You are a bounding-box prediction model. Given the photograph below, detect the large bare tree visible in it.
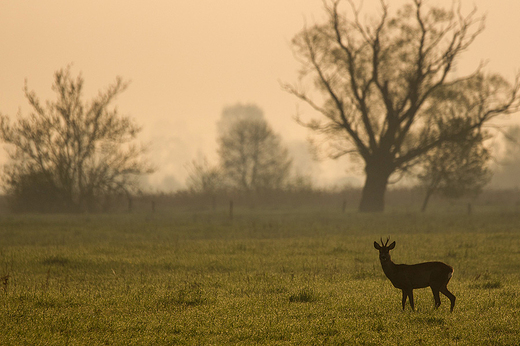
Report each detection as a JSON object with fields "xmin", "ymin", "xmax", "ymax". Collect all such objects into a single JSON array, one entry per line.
[
  {"xmin": 0, "ymin": 67, "xmax": 152, "ymax": 212},
  {"xmin": 285, "ymin": 0, "xmax": 520, "ymax": 212}
]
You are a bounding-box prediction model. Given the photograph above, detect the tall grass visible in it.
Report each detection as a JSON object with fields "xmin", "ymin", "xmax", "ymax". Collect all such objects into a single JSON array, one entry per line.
[{"xmin": 1, "ymin": 209, "xmax": 519, "ymax": 345}]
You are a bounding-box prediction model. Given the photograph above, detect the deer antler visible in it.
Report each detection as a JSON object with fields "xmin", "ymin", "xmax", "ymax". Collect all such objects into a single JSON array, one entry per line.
[{"xmin": 384, "ymin": 237, "xmax": 390, "ymax": 247}]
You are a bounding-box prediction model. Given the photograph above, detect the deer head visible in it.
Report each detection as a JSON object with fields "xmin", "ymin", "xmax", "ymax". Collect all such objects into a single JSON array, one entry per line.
[{"xmin": 373, "ymin": 237, "xmax": 395, "ymax": 262}]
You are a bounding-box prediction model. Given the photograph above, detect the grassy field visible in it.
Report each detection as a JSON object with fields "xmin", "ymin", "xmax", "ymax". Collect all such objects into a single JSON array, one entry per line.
[{"xmin": 1, "ymin": 209, "xmax": 519, "ymax": 345}]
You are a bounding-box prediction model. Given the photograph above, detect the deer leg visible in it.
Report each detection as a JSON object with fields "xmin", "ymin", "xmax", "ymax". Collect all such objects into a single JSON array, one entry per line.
[
  {"xmin": 403, "ymin": 289, "xmax": 415, "ymax": 311},
  {"xmin": 440, "ymin": 286, "xmax": 456, "ymax": 312},
  {"xmin": 431, "ymin": 286, "xmax": 441, "ymax": 309},
  {"xmin": 408, "ymin": 290, "xmax": 415, "ymax": 311},
  {"xmin": 401, "ymin": 290, "xmax": 407, "ymax": 310}
]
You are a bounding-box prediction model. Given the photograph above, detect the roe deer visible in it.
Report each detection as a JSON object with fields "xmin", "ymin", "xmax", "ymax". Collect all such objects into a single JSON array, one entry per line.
[{"xmin": 374, "ymin": 238, "xmax": 456, "ymax": 312}]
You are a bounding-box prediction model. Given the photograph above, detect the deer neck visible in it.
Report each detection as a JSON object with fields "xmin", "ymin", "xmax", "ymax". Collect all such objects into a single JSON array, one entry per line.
[{"xmin": 380, "ymin": 259, "xmax": 397, "ymax": 279}]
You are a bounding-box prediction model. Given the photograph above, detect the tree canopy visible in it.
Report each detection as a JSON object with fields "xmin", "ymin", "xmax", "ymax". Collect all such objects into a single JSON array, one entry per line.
[
  {"xmin": 217, "ymin": 104, "xmax": 292, "ymax": 191},
  {"xmin": 0, "ymin": 67, "xmax": 152, "ymax": 212},
  {"xmin": 417, "ymin": 122, "xmax": 491, "ymax": 212}
]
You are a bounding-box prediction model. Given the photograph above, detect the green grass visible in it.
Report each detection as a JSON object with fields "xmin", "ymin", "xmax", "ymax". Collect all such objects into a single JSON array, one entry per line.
[{"xmin": 1, "ymin": 210, "xmax": 520, "ymax": 345}]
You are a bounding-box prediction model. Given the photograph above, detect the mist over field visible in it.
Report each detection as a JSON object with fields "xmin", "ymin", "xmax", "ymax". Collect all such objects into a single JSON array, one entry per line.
[
  {"xmin": 1, "ymin": 0, "xmax": 520, "ymax": 193},
  {"xmin": 1, "ymin": 0, "xmax": 520, "ymax": 344}
]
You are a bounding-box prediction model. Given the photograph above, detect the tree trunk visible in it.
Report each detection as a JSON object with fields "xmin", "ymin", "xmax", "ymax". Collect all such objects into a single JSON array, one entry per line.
[
  {"xmin": 358, "ymin": 163, "xmax": 392, "ymax": 213},
  {"xmin": 421, "ymin": 188, "xmax": 434, "ymax": 212}
]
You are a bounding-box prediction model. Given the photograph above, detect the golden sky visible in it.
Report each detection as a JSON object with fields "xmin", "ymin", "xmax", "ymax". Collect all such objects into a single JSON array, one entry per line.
[{"xmin": 1, "ymin": 0, "xmax": 519, "ymax": 189}]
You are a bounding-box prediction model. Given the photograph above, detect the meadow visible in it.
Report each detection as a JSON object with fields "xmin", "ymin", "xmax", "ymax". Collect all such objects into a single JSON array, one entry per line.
[{"xmin": 1, "ymin": 208, "xmax": 519, "ymax": 345}]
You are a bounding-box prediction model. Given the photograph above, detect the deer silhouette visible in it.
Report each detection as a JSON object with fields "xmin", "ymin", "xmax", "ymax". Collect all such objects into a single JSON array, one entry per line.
[{"xmin": 374, "ymin": 238, "xmax": 456, "ymax": 312}]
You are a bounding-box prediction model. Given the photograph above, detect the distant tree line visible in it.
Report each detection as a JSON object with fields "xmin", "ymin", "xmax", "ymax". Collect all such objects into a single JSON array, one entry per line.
[{"xmin": 58, "ymin": 185, "xmax": 519, "ymax": 216}]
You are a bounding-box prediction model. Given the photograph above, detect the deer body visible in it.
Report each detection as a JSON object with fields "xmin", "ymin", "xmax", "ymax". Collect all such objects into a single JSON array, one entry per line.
[{"xmin": 374, "ymin": 239, "xmax": 456, "ymax": 312}]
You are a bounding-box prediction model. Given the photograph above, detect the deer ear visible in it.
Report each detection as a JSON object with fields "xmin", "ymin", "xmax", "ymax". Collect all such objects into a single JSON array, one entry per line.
[
  {"xmin": 374, "ymin": 241, "xmax": 381, "ymax": 250},
  {"xmin": 388, "ymin": 241, "xmax": 396, "ymax": 250}
]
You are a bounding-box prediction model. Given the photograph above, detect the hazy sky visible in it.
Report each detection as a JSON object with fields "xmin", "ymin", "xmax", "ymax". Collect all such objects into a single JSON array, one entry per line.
[{"xmin": 1, "ymin": 1, "xmax": 520, "ymax": 190}]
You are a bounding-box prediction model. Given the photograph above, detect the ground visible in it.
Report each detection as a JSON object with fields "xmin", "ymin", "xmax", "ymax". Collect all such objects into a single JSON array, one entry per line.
[{"xmin": 1, "ymin": 209, "xmax": 519, "ymax": 345}]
